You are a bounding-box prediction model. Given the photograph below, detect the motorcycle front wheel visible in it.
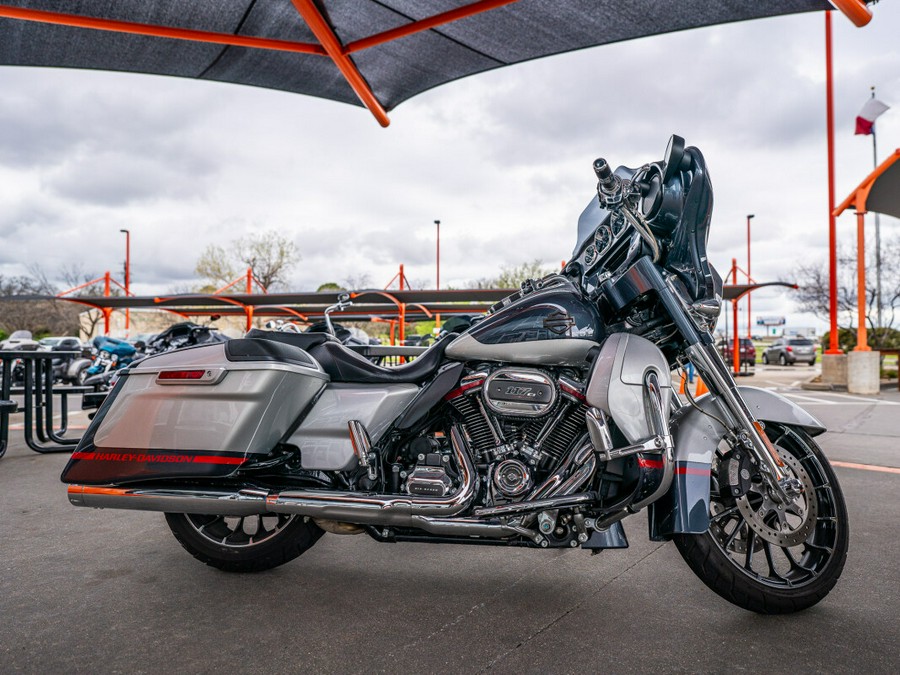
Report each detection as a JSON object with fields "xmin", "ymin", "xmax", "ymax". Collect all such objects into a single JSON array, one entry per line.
[
  {"xmin": 165, "ymin": 512, "xmax": 324, "ymax": 573},
  {"xmin": 674, "ymin": 423, "xmax": 849, "ymax": 614}
]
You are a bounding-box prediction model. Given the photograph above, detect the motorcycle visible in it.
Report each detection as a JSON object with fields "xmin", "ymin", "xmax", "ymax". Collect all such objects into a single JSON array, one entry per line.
[
  {"xmin": 82, "ymin": 337, "xmax": 138, "ymax": 390},
  {"xmin": 61, "ymin": 136, "xmax": 848, "ymax": 614},
  {"xmin": 142, "ymin": 321, "xmax": 230, "ymax": 356}
]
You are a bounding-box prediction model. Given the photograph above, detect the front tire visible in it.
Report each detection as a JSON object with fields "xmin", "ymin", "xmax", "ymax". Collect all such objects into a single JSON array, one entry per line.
[
  {"xmin": 165, "ymin": 512, "xmax": 324, "ymax": 572},
  {"xmin": 762, "ymin": 353, "xmax": 769, "ymax": 364},
  {"xmin": 673, "ymin": 423, "xmax": 849, "ymax": 614}
]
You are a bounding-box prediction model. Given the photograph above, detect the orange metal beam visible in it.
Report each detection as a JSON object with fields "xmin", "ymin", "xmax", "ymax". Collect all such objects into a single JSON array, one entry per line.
[
  {"xmin": 829, "ymin": 1, "xmax": 872, "ymax": 27},
  {"xmin": 834, "ymin": 149, "xmax": 900, "ymax": 216},
  {"xmin": 289, "ymin": 0, "xmax": 390, "ymax": 127},
  {"xmin": 854, "ymin": 212, "xmax": 870, "ymax": 351},
  {"xmin": 0, "ymin": 5, "xmax": 325, "ymax": 56},
  {"xmin": 346, "ymin": 0, "xmax": 521, "ymax": 53}
]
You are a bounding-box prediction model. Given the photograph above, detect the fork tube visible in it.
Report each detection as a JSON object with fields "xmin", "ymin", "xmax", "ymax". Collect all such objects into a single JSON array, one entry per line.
[{"xmin": 635, "ymin": 257, "xmax": 788, "ymax": 486}]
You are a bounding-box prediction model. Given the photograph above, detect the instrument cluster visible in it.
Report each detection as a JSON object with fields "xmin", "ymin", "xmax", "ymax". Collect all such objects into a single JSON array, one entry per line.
[{"xmin": 582, "ymin": 211, "xmax": 630, "ymax": 270}]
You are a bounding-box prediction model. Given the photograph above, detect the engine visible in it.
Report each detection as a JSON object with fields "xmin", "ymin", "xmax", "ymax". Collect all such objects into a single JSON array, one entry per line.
[{"xmin": 442, "ymin": 366, "xmax": 590, "ymax": 505}]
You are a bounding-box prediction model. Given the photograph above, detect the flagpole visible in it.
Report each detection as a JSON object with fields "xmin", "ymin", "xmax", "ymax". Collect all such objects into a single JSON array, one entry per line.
[
  {"xmin": 871, "ymin": 85, "xmax": 882, "ymax": 337},
  {"xmin": 825, "ymin": 10, "xmax": 841, "ymax": 355}
]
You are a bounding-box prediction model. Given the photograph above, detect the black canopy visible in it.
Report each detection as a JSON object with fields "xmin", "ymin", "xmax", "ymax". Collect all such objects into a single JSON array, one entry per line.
[{"xmin": 0, "ymin": 1, "xmax": 833, "ymax": 126}]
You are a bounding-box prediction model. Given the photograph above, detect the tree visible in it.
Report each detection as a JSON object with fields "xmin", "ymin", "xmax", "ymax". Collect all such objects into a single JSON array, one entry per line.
[
  {"xmin": 788, "ymin": 236, "xmax": 900, "ymax": 348},
  {"xmin": 196, "ymin": 231, "xmax": 299, "ymax": 291},
  {"xmin": 468, "ymin": 259, "xmax": 556, "ymax": 289},
  {"xmin": 0, "ymin": 265, "xmax": 83, "ymax": 336},
  {"xmin": 316, "ymin": 282, "xmax": 345, "ymax": 292}
]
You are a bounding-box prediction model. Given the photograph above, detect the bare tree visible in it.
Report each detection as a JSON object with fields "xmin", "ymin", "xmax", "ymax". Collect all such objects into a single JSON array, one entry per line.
[
  {"xmin": 468, "ymin": 259, "xmax": 556, "ymax": 289},
  {"xmin": 0, "ymin": 266, "xmax": 82, "ymax": 336},
  {"xmin": 788, "ymin": 236, "xmax": 900, "ymax": 347},
  {"xmin": 195, "ymin": 231, "xmax": 299, "ymax": 292}
]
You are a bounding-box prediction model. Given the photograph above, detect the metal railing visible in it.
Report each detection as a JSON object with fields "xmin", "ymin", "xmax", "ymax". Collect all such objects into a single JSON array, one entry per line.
[{"xmin": 0, "ymin": 350, "xmax": 90, "ymax": 457}]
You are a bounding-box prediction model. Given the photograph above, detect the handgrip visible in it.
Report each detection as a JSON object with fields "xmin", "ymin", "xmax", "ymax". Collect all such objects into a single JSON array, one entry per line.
[{"xmin": 593, "ymin": 158, "xmax": 617, "ymax": 192}]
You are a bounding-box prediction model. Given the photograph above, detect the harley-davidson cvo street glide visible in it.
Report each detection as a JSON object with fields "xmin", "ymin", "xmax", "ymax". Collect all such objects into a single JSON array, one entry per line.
[{"xmin": 62, "ymin": 136, "xmax": 847, "ymax": 614}]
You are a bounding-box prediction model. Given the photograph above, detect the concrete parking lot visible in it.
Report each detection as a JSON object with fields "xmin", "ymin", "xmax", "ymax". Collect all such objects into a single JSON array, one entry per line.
[{"xmin": 1, "ymin": 365, "xmax": 898, "ymax": 674}]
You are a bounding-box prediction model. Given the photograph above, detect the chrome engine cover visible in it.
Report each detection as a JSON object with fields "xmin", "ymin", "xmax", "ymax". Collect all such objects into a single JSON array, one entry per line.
[
  {"xmin": 483, "ymin": 368, "xmax": 557, "ymax": 417},
  {"xmin": 405, "ymin": 466, "xmax": 453, "ymax": 497},
  {"xmin": 491, "ymin": 458, "xmax": 533, "ymax": 498}
]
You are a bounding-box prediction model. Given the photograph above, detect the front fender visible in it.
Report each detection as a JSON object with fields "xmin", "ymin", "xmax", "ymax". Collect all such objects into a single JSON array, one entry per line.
[{"xmin": 648, "ymin": 386, "xmax": 825, "ymax": 540}]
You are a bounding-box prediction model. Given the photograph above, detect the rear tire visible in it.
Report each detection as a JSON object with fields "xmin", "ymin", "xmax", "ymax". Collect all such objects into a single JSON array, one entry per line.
[
  {"xmin": 779, "ymin": 354, "xmax": 787, "ymax": 366},
  {"xmin": 673, "ymin": 423, "xmax": 848, "ymax": 614},
  {"xmin": 165, "ymin": 512, "xmax": 324, "ymax": 573}
]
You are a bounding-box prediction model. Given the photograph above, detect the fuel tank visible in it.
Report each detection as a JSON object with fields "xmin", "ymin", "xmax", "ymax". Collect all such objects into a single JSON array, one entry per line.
[{"xmin": 446, "ymin": 277, "xmax": 604, "ymax": 366}]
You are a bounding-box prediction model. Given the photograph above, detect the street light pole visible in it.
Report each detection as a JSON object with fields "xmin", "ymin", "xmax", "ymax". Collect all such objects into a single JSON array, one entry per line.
[
  {"xmin": 434, "ymin": 219, "xmax": 441, "ymax": 331},
  {"xmin": 120, "ymin": 228, "xmax": 130, "ymax": 333},
  {"xmin": 746, "ymin": 214, "xmax": 754, "ymax": 338}
]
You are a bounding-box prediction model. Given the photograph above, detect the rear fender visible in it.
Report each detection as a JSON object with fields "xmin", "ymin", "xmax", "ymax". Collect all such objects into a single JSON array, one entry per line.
[{"xmin": 648, "ymin": 386, "xmax": 825, "ymax": 540}]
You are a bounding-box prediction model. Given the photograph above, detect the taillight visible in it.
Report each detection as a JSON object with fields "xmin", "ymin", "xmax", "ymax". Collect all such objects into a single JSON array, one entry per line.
[
  {"xmin": 156, "ymin": 368, "xmax": 225, "ymax": 384},
  {"xmin": 158, "ymin": 369, "xmax": 206, "ymax": 380},
  {"xmin": 786, "ymin": 346, "xmax": 793, "ymax": 353}
]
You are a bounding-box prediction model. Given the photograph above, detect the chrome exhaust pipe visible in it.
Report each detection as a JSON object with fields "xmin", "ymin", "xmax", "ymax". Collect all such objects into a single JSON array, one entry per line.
[
  {"xmin": 67, "ymin": 485, "xmax": 269, "ymax": 516},
  {"xmin": 267, "ymin": 426, "xmax": 477, "ymax": 525}
]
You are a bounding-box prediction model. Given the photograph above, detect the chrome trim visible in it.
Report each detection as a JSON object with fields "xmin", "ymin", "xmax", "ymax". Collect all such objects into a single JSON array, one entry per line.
[
  {"xmin": 483, "ymin": 368, "xmax": 557, "ymax": 417},
  {"xmin": 67, "ymin": 485, "xmax": 269, "ymax": 516},
  {"xmin": 348, "ymin": 419, "xmax": 377, "ymax": 481},
  {"xmin": 473, "ymin": 491, "xmax": 597, "ymax": 518}
]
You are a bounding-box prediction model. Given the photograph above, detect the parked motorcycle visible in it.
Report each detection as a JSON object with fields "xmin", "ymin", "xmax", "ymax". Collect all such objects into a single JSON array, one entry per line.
[
  {"xmin": 41, "ymin": 337, "xmax": 92, "ymax": 385},
  {"xmin": 82, "ymin": 337, "xmax": 138, "ymax": 390},
  {"xmin": 62, "ymin": 136, "xmax": 847, "ymax": 614},
  {"xmin": 142, "ymin": 321, "xmax": 230, "ymax": 356}
]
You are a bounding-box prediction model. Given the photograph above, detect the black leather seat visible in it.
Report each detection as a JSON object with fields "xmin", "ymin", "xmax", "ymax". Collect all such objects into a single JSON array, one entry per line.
[
  {"xmin": 308, "ymin": 335, "xmax": 457, "ymax": 384},
  {"xmin": 244, "ymin": 328, "xmax": 340, "ymax": 352}
]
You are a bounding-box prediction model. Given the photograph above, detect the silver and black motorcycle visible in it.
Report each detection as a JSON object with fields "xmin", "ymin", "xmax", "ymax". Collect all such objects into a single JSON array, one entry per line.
[{"xmin": 61, "ymin": 136, "xmax": 848, "ymax": 614}]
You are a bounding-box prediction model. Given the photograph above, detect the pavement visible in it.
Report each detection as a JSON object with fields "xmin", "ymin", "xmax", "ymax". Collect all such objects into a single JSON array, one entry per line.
[{"xmin": 1, "ymin": 365, "xmax": 898, "ymax": 674}]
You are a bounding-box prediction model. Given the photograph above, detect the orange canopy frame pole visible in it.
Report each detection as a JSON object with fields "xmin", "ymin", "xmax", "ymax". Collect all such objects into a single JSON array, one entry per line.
[
  {"xmin": 0, "ymin": 5, "xmax": 325, "ymax": 55},
  {"xmin": 290, "ymin": 0, "xmax": 390, "ymax": 127},
  {"xmin": 825, "ymin": 11, "xmax": 842, "ymax": 355},
  {"xmin": 346, "ymin": 0, "xmax": 521, "ymax": 53},
  {"xmin": 830, "ymin": 0, "xmax": 873, "ymax": 27}
]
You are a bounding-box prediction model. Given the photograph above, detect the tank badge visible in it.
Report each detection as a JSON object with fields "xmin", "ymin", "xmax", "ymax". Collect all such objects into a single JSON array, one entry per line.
[{"xmin": 543, "ymin": 310, "xmax": 575, "ymax": 336}]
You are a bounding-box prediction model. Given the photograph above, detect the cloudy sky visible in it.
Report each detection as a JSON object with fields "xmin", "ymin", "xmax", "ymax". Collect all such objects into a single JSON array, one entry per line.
[{"xmin": 1, "ymin": 4, "xmax": 899, "ymax": 334}]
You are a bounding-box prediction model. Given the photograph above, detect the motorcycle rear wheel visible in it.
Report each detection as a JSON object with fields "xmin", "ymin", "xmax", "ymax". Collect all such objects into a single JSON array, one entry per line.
[
  {"xmin": 674, "ymin": 423, "xmax": 848, "ymax": 614},
  {"xmin": 165, "ymin": 512, "xmax": 324, "ymax": 573}
]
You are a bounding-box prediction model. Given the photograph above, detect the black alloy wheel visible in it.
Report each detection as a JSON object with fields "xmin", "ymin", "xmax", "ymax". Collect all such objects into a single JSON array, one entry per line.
[
  {"xmin": 165, "ymin": 512, "xmax": 324, "ymax": 572},
  {"xmin": 674, "ymin": 423, "xmax": 848, "ymax": 614}
]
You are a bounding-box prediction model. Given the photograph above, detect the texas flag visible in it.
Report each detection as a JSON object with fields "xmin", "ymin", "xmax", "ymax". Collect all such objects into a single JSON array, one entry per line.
[{"xmin": 855, "ymin": 98, "xmax": 890, "ymax": 135}]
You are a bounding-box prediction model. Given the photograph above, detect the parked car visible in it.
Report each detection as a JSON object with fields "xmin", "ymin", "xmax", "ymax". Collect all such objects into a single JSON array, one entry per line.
[
  {"xmin": 762, "ymin": 337, "xmax": 817, "ymax": 366},
  {"xmin": 716, "ymin": 337, "xmax": 756, "ymax": 367},
  {"xmin": 0, "ymin": 330, "xmax": 39, "ymax": 350}
]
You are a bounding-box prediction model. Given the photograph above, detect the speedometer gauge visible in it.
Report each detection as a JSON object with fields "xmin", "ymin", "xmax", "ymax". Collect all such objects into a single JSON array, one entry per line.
[
  {"xmin": 594, "ymin": 225, "xmax": 612, "ymax": 254},
  {"xmin": 610, "ymin": 212, "xmax": 626, "ymax": 237},
  {"xmin": 584, "ymin": 244, "xmax": 597, "ymax": 265}
]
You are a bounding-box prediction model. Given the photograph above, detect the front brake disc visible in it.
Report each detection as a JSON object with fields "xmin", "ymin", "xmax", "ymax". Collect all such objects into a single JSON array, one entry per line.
[{"xmin": 736, "ymin": 448, "xmax": 817, "ymax": 547}]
